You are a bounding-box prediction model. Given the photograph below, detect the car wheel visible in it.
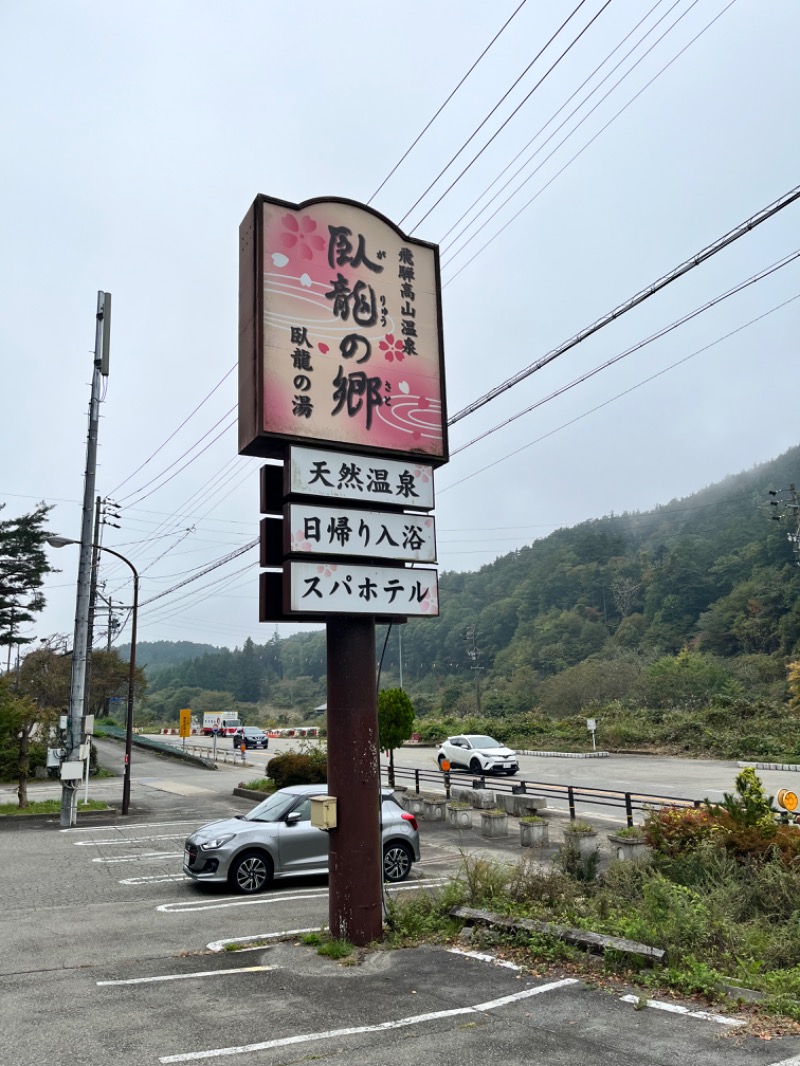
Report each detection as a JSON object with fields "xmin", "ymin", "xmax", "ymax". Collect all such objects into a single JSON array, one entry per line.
[
  {"xmin": 383, "ymin": 841, "xmax": 413, "ymax": 883},
  {"xmin": 228, "ymin": 850, "xmax": 273, "ymax": 894},
  {"xmin": 469, "ymin": 758, "xmax": 482, "ymax": 775},
  {"xmin": 506, "ymin": 768, "xmax": 518, "ymax": 776}
]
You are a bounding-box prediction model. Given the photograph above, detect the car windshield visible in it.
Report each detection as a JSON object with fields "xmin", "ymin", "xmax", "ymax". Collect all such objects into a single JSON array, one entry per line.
[
  {"xmin": 243, "ymin": 792, "xmax": 296, "ymax": 822},
  {"xmin": 470, "ymin": 736, "xmax": 501, "ymax": 748}
]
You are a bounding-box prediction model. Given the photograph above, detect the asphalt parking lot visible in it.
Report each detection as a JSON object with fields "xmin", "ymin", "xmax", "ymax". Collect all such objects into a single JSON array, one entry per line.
[{"xmin": 2, "ymin": 743, "xmax": 800, "ymax": 1066}]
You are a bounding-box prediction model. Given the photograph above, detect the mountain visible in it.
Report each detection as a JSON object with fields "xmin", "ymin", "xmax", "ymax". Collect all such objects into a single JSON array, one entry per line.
[
  {"xmin": 117, "ymin": 640, "xmax": 220, "ymax": 672},
  {"xmin": 138, "ymin": 445, "xmax": 800, "ymax": 724}
]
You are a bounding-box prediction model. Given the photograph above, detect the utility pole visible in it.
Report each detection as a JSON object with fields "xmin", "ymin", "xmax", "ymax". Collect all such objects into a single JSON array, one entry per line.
[
  {"xmin": 767, "ymin": 486, "xmax": 800, "ymax": 566},
  {"xmin": 465, "ymin": 625, "xmax": 482, "ymax": 716},
  {"xmin": 61, "ymin": 292, "xmax": 111, "ymax": 828}
]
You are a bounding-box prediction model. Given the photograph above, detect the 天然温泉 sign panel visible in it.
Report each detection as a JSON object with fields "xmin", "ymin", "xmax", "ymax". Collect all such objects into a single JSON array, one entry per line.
[{"xmin": 239, "ymin": 196, "xmax": 448, "ymax": 465}]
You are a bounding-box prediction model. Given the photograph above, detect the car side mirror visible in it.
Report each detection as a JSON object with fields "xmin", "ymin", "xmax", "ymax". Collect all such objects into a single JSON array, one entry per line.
[{"xmin": 285, "ymin": 811, "xmax": 302, "ymax": 825}]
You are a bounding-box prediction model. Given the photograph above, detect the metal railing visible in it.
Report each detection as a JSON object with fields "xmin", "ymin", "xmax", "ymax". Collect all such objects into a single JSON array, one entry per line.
[{"xmin": 385, "ymin": 764, "xmax": 700, "ymax": 828}]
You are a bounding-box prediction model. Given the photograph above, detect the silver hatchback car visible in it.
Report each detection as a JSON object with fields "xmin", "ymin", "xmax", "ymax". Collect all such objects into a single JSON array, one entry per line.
[{"xmin": 183, "ymin": 784, "xmax": 420, "ymax": 894}]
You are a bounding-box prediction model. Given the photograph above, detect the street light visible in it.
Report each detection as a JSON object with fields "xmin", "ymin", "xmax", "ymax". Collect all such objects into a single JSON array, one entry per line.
[{"xmin": 47, "ymin": 536, "xmax": 139, "ymax": 816}]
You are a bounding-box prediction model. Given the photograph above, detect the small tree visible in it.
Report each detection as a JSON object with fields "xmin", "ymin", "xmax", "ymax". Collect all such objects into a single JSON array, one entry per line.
[
  {"xmin": 377, "ymin": 687, "xmax": 415, "ymax": 787},
  {"xmin": 0, "ymin": 675, "xmax": 44, "ymax": 807}
]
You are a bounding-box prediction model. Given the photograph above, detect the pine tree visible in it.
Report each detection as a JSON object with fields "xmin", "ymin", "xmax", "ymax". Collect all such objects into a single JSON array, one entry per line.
[{"xmin": 0, "ymin": 503, "xmax": 53, "ymax": 656}]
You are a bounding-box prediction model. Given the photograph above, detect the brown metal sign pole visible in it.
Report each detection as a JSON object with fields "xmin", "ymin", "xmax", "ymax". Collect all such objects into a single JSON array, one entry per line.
[{"xmin": 326, "ymin": 614, "xmax": 382, "ymax": 946}]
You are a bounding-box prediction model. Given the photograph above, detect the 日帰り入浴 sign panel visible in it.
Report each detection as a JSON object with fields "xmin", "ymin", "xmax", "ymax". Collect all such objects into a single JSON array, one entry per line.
[
  {"xmin": 239, "ymin": 196, "xmax": 448, "ymax": 465},
  {"xmin": 285, "ymin": 502, "xmax": 436, "ymax": 563}
]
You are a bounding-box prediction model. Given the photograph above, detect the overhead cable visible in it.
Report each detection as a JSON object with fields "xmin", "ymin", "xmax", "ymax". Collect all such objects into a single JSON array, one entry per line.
[
  {"xmin": 366, "ymin": 0, "xmax": 530, "ymax": 204},
  {"xmin": 443, "ymin": 0, "xmax": 737, "ymax": 282},
  {"xmin": 437, "ymin": 0, "xmax": 679, "ymax": 250},
  {"xmin": 441, "ymin": 291, "xmax": 800, "ymax": 494},
  {"xmin": 108, "ymin": 363, "xmax": 235, "ymax": 497},
  {"xmin": 398, "ymin": 0, "xmax": 592, "ymax": 227},
  {"xmin": 139, "ymin": 538, "xmax": 258, "ymax": 607},
  {"xmin": 408, "ymin": 0, "xmax": 615, "ymax": 234},
  {"xmin": 451, "ymin": 249, "xmax": 800, "ymax": 455},
  {"xmin": 447, "ymin": 180, "xmax": 800, "ymax": 425}
]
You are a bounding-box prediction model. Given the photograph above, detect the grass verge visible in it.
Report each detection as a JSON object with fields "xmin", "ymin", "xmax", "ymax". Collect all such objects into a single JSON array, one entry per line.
[{"xmin": 0, "ymin": 798, "xmax": 111, "ymax": 816}]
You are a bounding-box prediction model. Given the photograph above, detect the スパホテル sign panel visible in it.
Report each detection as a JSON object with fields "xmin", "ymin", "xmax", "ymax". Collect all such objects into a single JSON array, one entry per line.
[
  {"xmin": 286, "ymin": 560, "xmax": 438, "ymax": 617},
  {"xmin": 239, "ymin": 196, "xmax": 447, "ymax": 464}
]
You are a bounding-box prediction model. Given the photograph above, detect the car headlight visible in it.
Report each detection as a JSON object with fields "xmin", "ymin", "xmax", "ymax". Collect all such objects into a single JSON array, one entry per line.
[{"xmin": 200, "ymin": 834, "xmax": 235, "ymax": 851}]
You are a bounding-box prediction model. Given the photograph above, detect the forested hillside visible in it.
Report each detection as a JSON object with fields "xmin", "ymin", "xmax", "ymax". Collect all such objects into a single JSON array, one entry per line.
[{"xmin": 136, "ymin": 445, "xmax": 800, "ymax": 755}]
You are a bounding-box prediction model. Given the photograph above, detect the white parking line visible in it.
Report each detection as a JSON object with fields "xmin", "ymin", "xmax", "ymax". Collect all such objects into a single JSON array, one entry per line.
[
  {"xmin": 207, "ymin": 929, "xmax": 320, "ymax": 952},
  {"xmin": 158, "ymin": 890, "xmax": 328, "ymax": 914},
  {"xmin": 61, "ymin": 820, "xmax": 199, "ymax": 833},
  {"xmin": 98, "ymin": 966, "xmax": 273, "ymax": 986},
  {"xmin": 120, "ymin": 875, "xmax": 186, "ymax": 885},
  {"xmin": 93, "ymin": 852, "xmax": 177, "ymax": 864},
  {"xmin": 160, "ymin": 978, "xmax": 579, "ymax": 1062},
  {"xmin": 448, "ymin": 948, "xmax": 523, "ymax": 971},
  {"xmin": 75, "ymin": 834, "xmax": 186, "ymax": 846},
  {"xmin": 619, "ymin": 994, "xmax": 744, "ymax": 1027},
  {"xmin": 767, "ymin": 1055, "xmax": 800, "ymax": 1066},
  {"xmin": 158, "ymin": 877, "xmax": 448, "ymax": 914}
]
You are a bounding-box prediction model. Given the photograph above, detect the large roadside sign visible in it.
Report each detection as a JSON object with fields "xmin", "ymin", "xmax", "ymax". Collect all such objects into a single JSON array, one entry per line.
[
  {"xmin": 238, "ymin": 196, "xmax": 448, "ymax": 466},
  {"xmin": 178, "ymin": 708, "xmax": 192, "ymax": 738}
]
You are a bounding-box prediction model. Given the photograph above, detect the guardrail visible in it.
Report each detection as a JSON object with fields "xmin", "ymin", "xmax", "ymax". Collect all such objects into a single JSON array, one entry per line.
[{"xmin": 385, "ymin": 764, "xmax": 700, "ymax": 828}]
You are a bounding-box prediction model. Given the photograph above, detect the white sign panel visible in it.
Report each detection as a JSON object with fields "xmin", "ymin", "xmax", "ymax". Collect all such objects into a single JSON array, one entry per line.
[
  {"xmin": 287, "ymin": 560, "xmax": 438, "ymax": 616},
  {"xmin": 287, "ymin": 445, "xmax": 434, "ymax": 510},
  {"xmin": 287, "ymin": 503, "xmax": 436, "ymax": 563}
]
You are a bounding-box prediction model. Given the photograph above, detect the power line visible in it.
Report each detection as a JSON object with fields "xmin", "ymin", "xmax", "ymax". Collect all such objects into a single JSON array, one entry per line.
[
  {"xmin": 408, "ymin": 0, "xmax": 615, "ymax": 234},
  {"xmin": 108, "ymin": 363, "xmax": 235, "ymax": 497},
  {"xmin": 437, "ymin": 0, "xmax": 680, "ymax": 251},
  {"xmin": 450, "ymin": 250, "xmax": 800, "ymax": 456},
  {"xmin": 443, "ymin": 0, "xmax": 737, "ymax": 282},
  {"xmin": 441, "ymin": 290, "xmax": 800, "ymax": 494},
  {"xmin": 139, "ymin": 538, "xmax": 258, "ymax": 607},
  {"xmin": 447, "ymin": 180, "xmax": 800, "ymax": 426},
  {"xmin": 119, "ymin": 409, "xmax": 237, "ymax": 506},
  {"xmin": 366, "ymin": 0, "xmax": 530, "ymax": 205},
  {"xmin": 398, "ymin": 0, "xmax": 593, "ymax": 227}
]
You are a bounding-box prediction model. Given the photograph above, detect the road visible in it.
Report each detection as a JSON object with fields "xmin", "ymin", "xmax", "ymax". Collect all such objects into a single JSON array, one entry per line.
[{"xmin": 150, "ymin": 732, "xmax": 797, "ymax": 824}]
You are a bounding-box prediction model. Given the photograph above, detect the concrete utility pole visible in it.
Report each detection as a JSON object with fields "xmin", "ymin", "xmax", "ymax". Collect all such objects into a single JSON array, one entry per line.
[{"xmin": 61, "ymin": 292, "xmax": 111, "ymax": 828}]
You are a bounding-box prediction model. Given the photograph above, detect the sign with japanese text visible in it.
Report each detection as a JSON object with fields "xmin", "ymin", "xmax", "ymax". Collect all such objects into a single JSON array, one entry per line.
[
  {"xmin": 286, "ymin": 560, "xmax": 438, "ymax": 617},
  {"xmin": 285, "ymin": 503, "xmax": 436, "ymax": 563},
  {"xmin": 179, "ymin": 708, "xmax": 192, "ymax": 738},
  {"xmin": 239, "ymin": 195, "xmax": 448, "ymax": 465},
  {"xmin": 287, "ymin": 445, "xmax": 435, "ymax": 510}
]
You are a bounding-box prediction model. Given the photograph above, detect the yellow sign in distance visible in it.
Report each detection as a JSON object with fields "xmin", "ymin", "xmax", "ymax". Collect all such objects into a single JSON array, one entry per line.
[
  {"xmin": 178, "ymin": 708, "xmax": 192, "ymax": 738},
  {"xmin": 777, "ymin": 788, "xmax": 798, "ymax": 812}
]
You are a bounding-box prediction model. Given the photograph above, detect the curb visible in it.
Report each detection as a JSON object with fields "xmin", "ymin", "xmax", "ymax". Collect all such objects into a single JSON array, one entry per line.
[
  {"xmin": 0, "ymin": 806, "xmax": 119, "ymax": 830},
  {"xmin": 516, "ymin": 750, "xmax": 609, "ymax": 759},
  {"xmin": 738, "ymin": 761, "xmax": 800, "ymax": 772},
  {"xmin": 233, "ymin": 787, "xmax": 271, "ymax": 801}
]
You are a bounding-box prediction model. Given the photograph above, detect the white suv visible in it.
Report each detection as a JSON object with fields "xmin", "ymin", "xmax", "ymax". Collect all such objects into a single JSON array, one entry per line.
[{"xmin": 437, "ymin": 734, "xmax": 518, "ymax": 776}]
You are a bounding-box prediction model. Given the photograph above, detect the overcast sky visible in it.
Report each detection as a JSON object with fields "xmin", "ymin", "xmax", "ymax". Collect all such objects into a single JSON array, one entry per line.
[{"xmin": 2, "ymin": 0, "xmax": 798, "ymax": 653}]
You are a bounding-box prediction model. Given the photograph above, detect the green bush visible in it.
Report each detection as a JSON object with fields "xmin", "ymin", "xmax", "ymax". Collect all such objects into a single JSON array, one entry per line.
[{"xmin": 267, "ymin": 748, "xmax": 327, "ymax": 788}]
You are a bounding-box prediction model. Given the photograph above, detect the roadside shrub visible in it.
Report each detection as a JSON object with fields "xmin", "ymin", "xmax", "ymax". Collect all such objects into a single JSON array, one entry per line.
[
  {"xmin": 267, "ymin": 748, "xmax": 327, "ymax": 788},
  {"xmin": 506, "ymin": 858, "xmax": 583, "ymax": 910},
  {"xmin": 707, "ymin": 766, "xmax": 775, "ymax": 829},
  {"xmin": 644, "ymin": 806, "xmax": 719, "ymax": 856}
]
